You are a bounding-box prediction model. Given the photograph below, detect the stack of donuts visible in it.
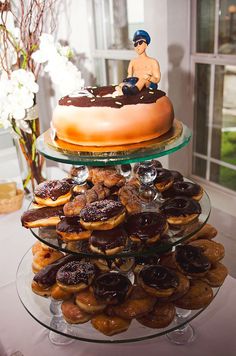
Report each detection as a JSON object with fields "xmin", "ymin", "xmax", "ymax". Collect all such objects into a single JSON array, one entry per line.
[
  {"xmin": 30, "ymin": 221, "xmax": 228, "ymax": 336},
  {"xmin": 21, "ymin": 162, "xmax": 206, "ymax": 255}
]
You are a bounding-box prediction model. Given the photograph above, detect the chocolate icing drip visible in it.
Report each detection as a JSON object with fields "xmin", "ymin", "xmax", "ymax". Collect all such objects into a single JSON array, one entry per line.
[
  {"xmin": 93, "ymin": 272, "xmax": 131, "ymax": 303},
  {"xmin": 154, "ymin": 168, "xmax": 173, "ymax": 183},
  {"xmin": 59, "ymin": 87, "xmax": 166, "ymax": 109},
  {"xmin": 159, "ymin": 196, "xmax": 201, "ymax": 217},
  {"xmin": 34, "ymin": 180, "xmax": 71, "ymax": 201},
  {"xmin": 56, "ymin": 216, "xmax": 84, "ymax": 233},
  {"xmin": 140, "ymin": 265, "xmax": 179, "ymax": 289},
  {"xmin": 33, "ymin": 254, "xmax": 78, "ymax": 287},
  {"xmin": 175, "ymin": 245, "xmax": 211, "ymax": 273},
  {"xmin": 90, "ymin": 226, "xmax": 127, "ymax": 251},
  {"xmin": 80, "ymin": 199, "xmax": 125, "ymax": 222},
  {"xmin": 125, "ymin": 212, "xmax": 167, "ymax": 240},
  {"xmin": 57, "ymin": 261, "xmax": 95, "ymax": 285},
  {"xmin": 163, "ymin": 182, "xmax": 201, "ymax": 200},
  {"xmin": 21, "ymin": 206, "xmax": 64, "ymax": 223}
]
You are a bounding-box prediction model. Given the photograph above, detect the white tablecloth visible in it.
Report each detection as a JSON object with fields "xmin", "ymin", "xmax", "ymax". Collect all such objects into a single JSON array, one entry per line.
[{"xmin": 0, "ymin": 201, "xmax": 236, "ymax": 356}]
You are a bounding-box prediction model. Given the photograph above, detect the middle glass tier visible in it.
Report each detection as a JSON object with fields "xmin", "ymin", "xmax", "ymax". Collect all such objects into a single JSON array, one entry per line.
[{"xmin": 30, "ymin": 189, "xmax": 210, "ymax": 259}]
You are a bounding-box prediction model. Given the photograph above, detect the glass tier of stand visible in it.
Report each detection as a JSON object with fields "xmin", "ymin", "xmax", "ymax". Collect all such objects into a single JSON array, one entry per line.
[
  {"xmin": 30, "ymin": 184, "xmax": 210, "ymax": 258},
  {"xmin": 16, "ymin": 248, "xmax": 219, "ymax": 344},
  {"xmin": 36, "ymin": 120, "xmax": 191, "ymax": 166}
]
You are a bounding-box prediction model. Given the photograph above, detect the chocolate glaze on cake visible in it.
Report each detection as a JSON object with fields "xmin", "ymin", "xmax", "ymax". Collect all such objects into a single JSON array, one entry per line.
[
  {"xmin": 59, "ymin": 86, "xmax": 166, "ymax": 109},
  {"xmin": 34, "ymin": 180, "xmax": 71, "ymax": 201}
]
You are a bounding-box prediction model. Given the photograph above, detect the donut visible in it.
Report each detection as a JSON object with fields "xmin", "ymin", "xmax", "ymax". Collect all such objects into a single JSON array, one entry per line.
[
  {"xmin": 174, "ymin": 279, "xmax": 213, "ymax": 310},
  {"xmin": 51, "ymin": 284, "xmax": 73, "ymax": 300},
  {"xmin": 188, "ymin": 239, "xmax": 225, "ymax": 263},
  {"xmin": 186, "ymin": 223, "xmax": 217, "ymax": 242},
  {"xmin": 31, "ymin": 241, "xmax": 51, "ymax": 255},
  {"xmin": 174, "ymin": 244, "xmax": 211, "ymax": 277},
  {"xmin": 169, "ymin": 170, "xmax": 183, "ymax": 183},
  {"xmin": 112, "ymin": 285, "xmax": 156, "ymax": 320},
  {"xmin": 34, "ymin": 180, "xmax": 72, "ymax": 207},
  {"xmin": 162, "ymin": 181, "xmax": 203, "ymax": 201},
  {"xmin": 91, "ymin": 258, "xmax": 111, "ymax": 273},
  {"xmin": 160, "ymin": 270, "xmax": 190, "ymax": 302},
  {"xmin": 137, "ymin": 302, "xmax": 176, "ymax": 328},
  {"xmin": 138, "ymin": 265, "xmax": 179, "ymax": 298},
  {"xmin": 33, "ymin": 254, "xmax": 78, "ymax": 288},
  {"xmin": 31, "ymin": 280, "xmax": 52, "ymax": 297},
  {"xmin": 112, "ymin": 257, "xmax": 135, "ymax": 273},
  {"xmin": 75, "ymin": 289, "xmax": 107, "ymax": 314},
  {"xmin": 159, "ymin": 196, "xmax": 201, "ymax": 225},
  {"xmin": 88, "ymin": 167, "xmax": 126, "ymax": 188},
  {"xmin": 154, "ymin": 168, "xmax": 174, "ymax": 192},
  {"xmin": 21, "ymin": 206, "xmax": 64, "ymax": 228},
  {"xmin": 125, "ymin": 212, "xmax": 168, "ymax": 245},
  {"xmin": 89, "ymin": 226, "xmax": 127, "ymax": 255},
  {"xmin": 56, "ymin": 261, "xmax": 96, "ymax": 292},
  {"xmin": 56, "ymin": 216, "xmax": 91, "ymax": 241},
  {"xmin": 32, "ymin": 249, "xmax": 64, "ymax": 273},
  {"xmin": 91, "ymin": 313, "xmax": 131, "ymax": 336},
  {"xmin": 72, "ymin": 183, "xmax": 90, "ymax": 195},
  {"xmin": 93, "ymin": 272, "xmax": 132, "ymax": 304},
  {"xmin": 134, "ymin": 254, "xmax": 160, "ymax": 275},
  {"xmin": 80, "ymin": 199, "xmax": 126, "ymax": 230},
  {"xmin": 201, "ymin": 262, "xmax": 228, "ymax": 287},
  {"xmin": 118, "ymin": 183, "xmax": 142, "ymax": 214},
  {"xmin": 61, "ymin": 299, "xmax": 91, "ymax": 324}
]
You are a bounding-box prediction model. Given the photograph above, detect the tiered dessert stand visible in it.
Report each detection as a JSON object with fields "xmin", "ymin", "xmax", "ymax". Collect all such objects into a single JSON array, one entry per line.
[{"xmin": 16, "ymin": 120, "xmax": 219, "ymax": 345}]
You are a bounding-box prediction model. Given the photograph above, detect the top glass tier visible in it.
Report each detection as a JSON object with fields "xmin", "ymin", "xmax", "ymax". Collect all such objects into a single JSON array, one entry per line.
[{"xmin": 36, "ymin": 120, "xmax": 191, "ymax": 166}]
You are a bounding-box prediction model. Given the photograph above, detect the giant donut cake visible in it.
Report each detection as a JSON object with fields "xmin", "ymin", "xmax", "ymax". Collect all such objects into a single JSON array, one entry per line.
[{"xmin": 51, "ymin": 86, "xmax": 174, "ymax": 146}]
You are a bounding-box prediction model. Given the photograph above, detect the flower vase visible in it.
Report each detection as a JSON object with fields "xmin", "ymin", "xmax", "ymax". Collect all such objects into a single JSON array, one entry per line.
[{"xmin": 12, "ymin": 104, "xmax": 46, "ymax": 198}]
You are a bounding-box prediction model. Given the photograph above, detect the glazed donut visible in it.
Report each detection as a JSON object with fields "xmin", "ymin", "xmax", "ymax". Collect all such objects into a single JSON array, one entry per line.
[
  {"xmin": 51, "ymin": 284, "xmax": 73, "ymax": 300},
  {"xmin": 154, "ymin": 168, "xmax": 174, "ymax": 192},
  {"xmin": 33, "ymin": 254, "xmax": 78, "ymax": 288},
  {"xmin": 162, "ymin": 181, "xmax": 203, "ymax": 201},
  {"xmin": 93, "ymin": 272, "xmax": 132, "ymax": 305},
  {"xmin": 112, "ymin": 285, "xmax": 156, "ymax": 320},
  {"xmin": 188, "ymin": 239, "xmax": 225, "ymax": 264},
  {"xmin": 56, "ymin": 261, "xmax": 96, "ymax": 292},
  {"xmin": 56, "ymin": 216, "xmax": 91, "ymax": 241},
  {"xmin": 125, "ymin": 212, "xmax": 168, "ymax": 245},
  {"xmin": 31, "ymin": 280, "xmax": 52, "ymax": 297},
  {"xmin": 32, "ymin": 249, "xmax": 64, "ymax": 273},
  {"xmin": 34, "ymin": 180, "xmax": 72, "ymax": 207},
  {"xmin": 88, "ymin": 166, "xmax": 126, "ymax": 188},
  {"xmin": 169, "ymin": 170, "xmax": 183, "ymax": 183},
  {"xmin": 138, "ymin": 265, "xmax": 179, "ymax": 298},
  {"xmin": 61, "ymin": 299, "xmax": 91, "ymax": 324},
  {"xmin": 159, "ymin": 196, "xmax": 201, "ymax": 225},
  {"xmin": 201, "ymin": 262, "xmax": 228, "ymax": 287},
  {"xmin": 31, "ymin": 241, "xmax": 51, "ymax": 255},
  {"xmin": 80, "ymin": 199, "xmax": 126, "ymax": 230},
  {"xmin": 89, "ymin": 226, "xmax": 127, "ymax": 255},
  {"xmin": 186, "ymin": 223, "xmax": 217, "ymax": 242},
  {"xmin": 91, "ymin": 313, "xmax": 131, "ymax": 336},
  {"xmin": 174, "ymin": 244, "xmax": 211, "ymax": 277},
  {"xmin": 174, "ymin": 279, "xmax": 213, "ymax": 310},
  {"xmin": 137, "ymin": 301, "xmax": 176, "ymax": 328},
  {"xmin": 75, "ymin": 289, "xmax": 107, "ymax": 314},
  {"xmin": 21, "ymin": 206, "xmax": 64, "ymax": 228}
]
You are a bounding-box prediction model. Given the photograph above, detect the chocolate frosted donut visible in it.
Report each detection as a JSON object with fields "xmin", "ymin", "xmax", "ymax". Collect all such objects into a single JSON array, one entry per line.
[
  {"xmin": 138, "ymin": 265, "xmax": 179, "ymax": 297},
  {"xmin": 162, "ymin": 181, "xmax": 203, "ymax": 201},
  {"xmin": 89, "ymin": 226, "xmax": 127, "ymax": 255},
  {"xmin": 34, "ymin": 180, "xmax": 72, "ymax": 207},
  {"xmin": 80, "ymin": 199, "xmax": 126, "ymax": 230},
  {"xmin": 125, "ymin": 212, "xmax": 168, "ymax": 244},
  {"xmin": 159, "ymin": 196, "xmax": 201, "ymax": 225},
  {"xmin": 154, "ymin": 168, "xmax": 174, "ymax": 192},
  {"xmin": 169, "ymin": 170, "xmax": 183, "ymax": 182},
  {"xmin": 93, "ymin": 272, "xmax": 132, "ymax": 304},
  {"xmin": 56, "ymin": 216, "xmax": 91, "ymax": 241},
  {"xmin": 21, "ymin": 206, "xmax": 64, "ymax": 228},
  {"xmin": 175, "ymin": 245, "xmax": 211, "ymax": 276},
  {"xmin": 57, "ymin": 261, "xmax": 96, "ymax": 292}
]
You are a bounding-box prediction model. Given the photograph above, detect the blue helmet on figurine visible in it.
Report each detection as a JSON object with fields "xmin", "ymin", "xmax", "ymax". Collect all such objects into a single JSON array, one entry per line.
[{"xmin": 133, "ymin": 30, "xmax": 151, "ymax": 45}]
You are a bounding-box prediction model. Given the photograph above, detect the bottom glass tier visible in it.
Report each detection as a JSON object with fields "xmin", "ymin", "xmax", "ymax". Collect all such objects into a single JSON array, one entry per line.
[{"xmin": 16, "ymin": 247, "xmax": 220, "ymax": 344}]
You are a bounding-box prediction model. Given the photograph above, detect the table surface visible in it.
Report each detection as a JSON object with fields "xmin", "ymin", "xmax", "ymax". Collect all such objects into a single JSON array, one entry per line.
[{"xmin": 1, "ymin": 200, "xmax": 236, "ymax": 356}]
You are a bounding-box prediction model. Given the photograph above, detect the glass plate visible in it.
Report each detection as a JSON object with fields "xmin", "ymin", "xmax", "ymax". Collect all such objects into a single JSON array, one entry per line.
[
  {"xmin": 30, "ymin": 183, "xmax": 211, "ymax": 259},
  {"xmin": 16, "ymin": 247, "xmax": 219, "ymax": 344},
  {"xmin": 36, "ymin": 120, "xmax": 191, "ymax": 166}
]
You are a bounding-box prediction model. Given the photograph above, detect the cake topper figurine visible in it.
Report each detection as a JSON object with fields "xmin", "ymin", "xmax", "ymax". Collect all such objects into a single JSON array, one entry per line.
[{"xmin": 116, "ymin": 30, "xmax": 161, "ymax": 96}]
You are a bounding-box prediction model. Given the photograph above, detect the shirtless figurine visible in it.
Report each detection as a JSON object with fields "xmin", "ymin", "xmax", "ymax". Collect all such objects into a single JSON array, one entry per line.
[{"xmin": 117, "ymin": 30, "xmax": 161, "ymax": 96}]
